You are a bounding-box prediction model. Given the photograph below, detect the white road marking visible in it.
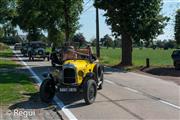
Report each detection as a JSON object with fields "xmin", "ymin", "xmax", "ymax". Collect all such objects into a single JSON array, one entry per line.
[
  {"xmin": 123, "ymin": 87, "xmax": 139, "ymax": 93},
  {"xmin": 13, "ymin": 50, "xmax": 78, "ymax": 120},
  {"xmin": 105, "ymin": 79, "xmax": 180, "ymax": 110},
  {"xmin": 159, "ymin": 100, "xmax": 180, "ymax": 110},
  {"xmin": 105, "ymin": 80, "xmax": 117, "ymax": 85}
]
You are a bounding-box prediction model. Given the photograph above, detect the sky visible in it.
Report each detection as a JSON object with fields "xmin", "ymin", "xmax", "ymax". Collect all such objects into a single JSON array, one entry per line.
[
  {"xmin": 78, "ymin": 0, "xmax": 180, "ymax": 41},
  {"xmin": 17, "ymin": 0, "xmax": 180, "ymax": 41}
]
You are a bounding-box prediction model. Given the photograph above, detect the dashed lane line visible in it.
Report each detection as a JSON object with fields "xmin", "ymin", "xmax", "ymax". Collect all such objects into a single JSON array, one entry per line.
[{"xmin": 105, "ymin": 79, "xmax": 180, "ymax": 110}]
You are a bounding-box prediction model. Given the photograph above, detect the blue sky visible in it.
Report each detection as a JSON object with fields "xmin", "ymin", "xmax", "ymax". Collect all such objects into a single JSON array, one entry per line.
[
  {"xmin": 78, "ymin": 0, "xmax": 180, "ymax": 41},
  {"xmin": 18, "ymin": 0, "xmax": 180, "ymax": 41}
]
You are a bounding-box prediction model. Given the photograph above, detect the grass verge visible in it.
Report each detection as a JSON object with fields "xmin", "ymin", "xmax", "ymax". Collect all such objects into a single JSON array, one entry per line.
[
  {"xmin": 0, "ymin": 72, "xmax": 37, "ymax": 105},
  {"xmin": 0, "ymin": 43, "xmax": 37, "ymax": 105}
]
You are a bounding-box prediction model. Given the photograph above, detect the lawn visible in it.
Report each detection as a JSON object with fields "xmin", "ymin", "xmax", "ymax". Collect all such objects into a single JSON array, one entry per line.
[
  {"xmin": 0, "ymin": 44, "xmax": 37, "ymax": 105},
  {"xmin": 0, "ymin": 49, "xmax": 13, "ymax": 58},
  {"xmin": 93, "ymin": 47, "xmax": 175, "ymax": 66},
  {"xmin": 0, "ymin": 72, "xmax": 37, "ymax": 105},
  {"xmin": 0, "ymin": 48, "xmax": 21, "ymax": 68}
]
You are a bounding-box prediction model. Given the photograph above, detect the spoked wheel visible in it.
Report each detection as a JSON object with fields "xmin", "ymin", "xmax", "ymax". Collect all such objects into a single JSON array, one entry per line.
[
  {"xmin": 40, "ymin": 79, "xmax": 55, "ymax": 103},
  {"xmin": 83, "ymin": 80, "xmax": 97, "ymax": 105}
]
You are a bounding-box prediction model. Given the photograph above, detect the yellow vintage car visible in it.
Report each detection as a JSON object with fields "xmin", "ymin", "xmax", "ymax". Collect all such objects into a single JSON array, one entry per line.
[{"xmin": 40, "ymin": 55, "xmax": 104, "ymax": 104}]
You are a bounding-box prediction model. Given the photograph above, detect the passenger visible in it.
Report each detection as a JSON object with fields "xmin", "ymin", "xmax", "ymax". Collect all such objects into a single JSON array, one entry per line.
[
  {"xmin": 86, "ymin": 45, "xmax": 98, "ymax": 62},
  {"xmin": 63, "ymin": 46, "xmax": 77, "ymax": 61}
]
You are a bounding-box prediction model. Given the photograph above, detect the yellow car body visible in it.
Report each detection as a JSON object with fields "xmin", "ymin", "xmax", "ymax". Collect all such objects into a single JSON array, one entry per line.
[{"xmin": 63, "ymin": 60, "xmax": 96, "ymax": 85}]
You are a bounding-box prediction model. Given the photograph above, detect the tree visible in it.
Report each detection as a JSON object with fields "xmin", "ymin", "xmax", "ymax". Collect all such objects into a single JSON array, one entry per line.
[
  {"xmin": 13, "ymin": 0, "xmax": 83, "ymax": 44},
  {"xmin": 175, "ymin": 9, "xmax": 180, "ymax": 45},
  {"xmin": 101, "ymin": 34, "xmax": 113, "ymax": 49},
  {"xmin": 0, "ymin": 0, "xmax": 16, "ymax": 24},
  {"xmin": 12, "ymin": 0, "xmax": 44, "ymax": 41},
  {"xmin": 0, "ymin": 27, "xmax": 4, "ymax": 40},
  {"xmin": 113, "ymin": 37, "xmax": 121, "ymax": 48},
  {"xmin": 0, "ymin": 0, "xmax": 17, "ymax": 41},
  {"xmin": 95, "ymin": 0, "xmax": 168, "ymax": 66},
  {"xmin": 72, "ymin": 33, "xmax": 86, "ymax": 47},
  {"xmin": 164, "ymin": 40, "xmax": 176, "ymax": 49},
  {"xmin": 91, "ymin": 38, "xmax": 96, "ymax": 47},
  {"xmin": 156, "ymin": 40, "xmax": 164, "ymax": 48}
]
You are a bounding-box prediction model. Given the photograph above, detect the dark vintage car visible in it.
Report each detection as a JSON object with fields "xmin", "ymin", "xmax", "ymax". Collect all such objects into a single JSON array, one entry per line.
[
  {"xmin": 28, "ymin": 41, "xmax": 49, "ymax": 61},
  {"xmin": 171, "ymin": 49, "xmax": 180, "ymax": 70},
  {"xmin": 14, "ymin": 43, "xmax": 22, "ymax": 50},
  {"xmin": 21, "ymin": 43, "xmax": 29, "ymax": 56}
]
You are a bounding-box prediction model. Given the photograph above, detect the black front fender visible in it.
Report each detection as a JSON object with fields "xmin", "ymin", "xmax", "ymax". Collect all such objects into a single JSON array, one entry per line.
[
  {"xmin": 42, "ymin": 72, "xmax": 54, "ymax": 80},
  {"xmin": 85, "ymin": 72, "xmax": 95, "ymax": 79},
  {"xmin": 80, "ymin": 72, "xmax": 96, "ymax": 87}
]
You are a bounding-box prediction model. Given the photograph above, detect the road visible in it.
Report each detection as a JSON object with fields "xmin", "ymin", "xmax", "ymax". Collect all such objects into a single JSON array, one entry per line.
[{"xmin": 13, "ymin": 50, "xmax": 180, "ymax": 120}]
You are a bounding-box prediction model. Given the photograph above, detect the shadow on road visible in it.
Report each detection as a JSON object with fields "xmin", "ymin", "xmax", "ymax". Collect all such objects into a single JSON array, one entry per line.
[
  {"xmin": 8, "ymin": 92, "xmax": 53, "ymax": 110},
  {"xmin": 143, "ymin": 67, "xmax": 180, "ymax": 77},
  {"xmin": 13, "ymin": 58, "xmax": 47, "ymax": 62},
  {"xmin": 8, "ymin": 91, "xmax": 87, "ymax": 110}
]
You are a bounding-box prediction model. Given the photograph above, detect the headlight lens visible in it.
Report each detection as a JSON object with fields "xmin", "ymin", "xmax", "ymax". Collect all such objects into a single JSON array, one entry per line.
[{"xmin": 78, "ymin": 70, "xmax": 84, "ymax": 77}]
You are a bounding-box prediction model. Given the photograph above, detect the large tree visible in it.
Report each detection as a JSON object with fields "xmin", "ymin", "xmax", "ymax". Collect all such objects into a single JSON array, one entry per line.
[
  {"xmin": 12, "ymin": 0, "xmax": 43, "ymax": 41},
  {"xmin": 72, "ymin": 33, "xmax": 86, "ymax": 47},
  {"xmin": 95, "ymin": 0, "xmax": 168, "ymax": 66},
  {"xmin": 175, "ymin": 9, "xmax": 180, "ymax": 45},
  {"xmin": 0, "ymin": 0, "xmax": 16, "ymax": 24},
  {"xmin": 101, "ymin": 34, "xmax": 113, "ymax": 49},
  {"xmin": 13, "ymin": 0, "xmax": 83, "ymax": 43},
  {"xmin": 0, "ymin": 0, "xmax": 17, "ymax": 39}
]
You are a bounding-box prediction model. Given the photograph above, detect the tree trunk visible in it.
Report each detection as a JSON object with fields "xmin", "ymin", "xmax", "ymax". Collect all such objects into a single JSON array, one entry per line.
[
  {"xmin": 64, "ymin": 0, "xmax": 70, "ymax": 41},
  {"xmin": 120, "ymin": 32, "xmax": 133, "ymax": 66}
]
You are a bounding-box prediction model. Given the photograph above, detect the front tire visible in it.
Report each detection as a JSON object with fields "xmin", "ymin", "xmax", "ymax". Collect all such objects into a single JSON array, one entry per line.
[
  {"xmin": 83, "ymin": 80, "xmax": 97, "ymax": 105},
  {"xmin": 93, "ymin": 65, "xmax": 104, "ymax": 90},
  {"xmin": 40, "ymin": 79, "xmax": 55, "ymax": 103},
  {"xmin": 174, "ymin": 61, "xmax": 180, "ymax": 70}
]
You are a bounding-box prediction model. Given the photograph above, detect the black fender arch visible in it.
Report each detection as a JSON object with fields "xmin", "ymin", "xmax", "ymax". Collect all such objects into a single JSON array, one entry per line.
[{"xmin": 80, "ymin": 72, "xmax": 96, "ymax": 87}]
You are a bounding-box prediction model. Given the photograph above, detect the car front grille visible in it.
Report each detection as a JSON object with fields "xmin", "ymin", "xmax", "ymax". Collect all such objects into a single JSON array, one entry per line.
[{"xmin": 63, "ymin": 68, "xmax": 76, "ymax": 84}]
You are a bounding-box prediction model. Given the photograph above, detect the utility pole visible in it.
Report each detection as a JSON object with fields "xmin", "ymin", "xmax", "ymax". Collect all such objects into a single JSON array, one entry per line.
[{"xmin": 96, "ymin": 7, "xmax": 100, "ymax": 58}]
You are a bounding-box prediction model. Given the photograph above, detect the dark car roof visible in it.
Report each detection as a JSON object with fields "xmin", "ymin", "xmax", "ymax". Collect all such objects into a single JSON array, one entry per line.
[{"xmin": 30, "ymin": 41, "xmax": 45, "ymax": 44}]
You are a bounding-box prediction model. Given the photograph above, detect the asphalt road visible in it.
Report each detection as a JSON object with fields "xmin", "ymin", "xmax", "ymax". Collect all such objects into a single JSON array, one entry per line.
[{"xmin": 13, "ymin": 50, "xmax": 180, "ymax": 120}]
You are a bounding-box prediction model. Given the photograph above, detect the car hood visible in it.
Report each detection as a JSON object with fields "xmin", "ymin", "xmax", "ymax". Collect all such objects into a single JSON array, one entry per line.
[{"xmin": 63, "ymin": 60, "xmax": 90, "ymax": 70}]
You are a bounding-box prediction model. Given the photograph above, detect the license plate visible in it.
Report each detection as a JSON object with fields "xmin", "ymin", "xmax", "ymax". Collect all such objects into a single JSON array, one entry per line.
[{"xmin": 59, "ymin": 88, "xmax": 77, "ymax": 92}]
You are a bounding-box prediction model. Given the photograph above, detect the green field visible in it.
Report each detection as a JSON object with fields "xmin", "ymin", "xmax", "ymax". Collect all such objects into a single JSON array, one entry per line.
[{"xmin": 93, "ymin": 47, "xmax": 175, "ymax": 66}]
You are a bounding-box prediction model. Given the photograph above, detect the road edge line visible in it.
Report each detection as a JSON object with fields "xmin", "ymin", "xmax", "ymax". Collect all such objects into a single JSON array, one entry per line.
[{"xmin": 13, "ymin": 50, "xmax": 78, "ymax": 120}]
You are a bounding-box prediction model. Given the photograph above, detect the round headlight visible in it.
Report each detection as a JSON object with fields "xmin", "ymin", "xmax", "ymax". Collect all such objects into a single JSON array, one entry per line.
[{"xmin": 78, "ymin": 71, "xmax": 84, "ymax": 77}]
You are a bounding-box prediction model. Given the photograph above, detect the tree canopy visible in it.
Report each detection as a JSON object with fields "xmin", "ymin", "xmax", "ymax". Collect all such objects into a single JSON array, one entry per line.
[
  {"xmin": 72, "ymin": 33, "xmax": 86, "ymax": 47},
  {"xmin": 12, "ymin": 0, "xmax": 83, "ymax": 43},
  {"xmin": 175, "ymin": 9, "xmax": 180, "ymax": 45}
]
